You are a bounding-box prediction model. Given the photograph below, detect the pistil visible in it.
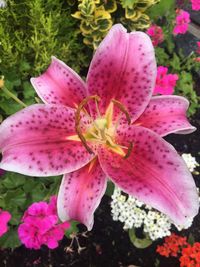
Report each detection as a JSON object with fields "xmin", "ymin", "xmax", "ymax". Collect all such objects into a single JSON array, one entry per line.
[{"xmin": 74, "ymin": 96, "xmax": 133, "ymax": 158}]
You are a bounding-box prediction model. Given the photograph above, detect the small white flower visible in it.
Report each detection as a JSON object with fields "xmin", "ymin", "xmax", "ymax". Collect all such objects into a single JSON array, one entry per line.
[
  {"xmin": 182, "ymin": 153, "xmax": 199, "ymax": 172},
  {"xmin": 0, "ymin": 0, "xmax": 6, "ymax": 8},
  {"xmin": 110, "ymin": 186, "xmax": 198, "ymax": 241},
  {"xmin": 143, "ymin": 211, "xmax": 171, "ymax": 240}
]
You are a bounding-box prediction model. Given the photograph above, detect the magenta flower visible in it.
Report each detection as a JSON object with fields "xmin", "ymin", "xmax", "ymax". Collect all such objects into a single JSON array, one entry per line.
[
  {"xmin": 146, "ymin": 24, "xmax": 164, "ymax": 47},
  {"xmin": 0, "ymin": 24, "xmax": 199, "ymax": 230},
  {"xmin": 196, "ymin": 41, "xmax": 200, "ymax": 54},
  {"xmin": 173, "ymin": 10, "xmax": 190, "ymax": 35},
  {"xmin": 154, "ymin": 66, "xmax": 179, "ymax": 95},
  {"xmin": 18, "ymin": 196, "xmax": 70, "ymax": 249},
  {"xmin": 0, "ymin": 209, "xmax": 11, "ymax": 237},
  {"xmin": 191, "ymin": 0, "xmax": 200, "ymax": 11}
]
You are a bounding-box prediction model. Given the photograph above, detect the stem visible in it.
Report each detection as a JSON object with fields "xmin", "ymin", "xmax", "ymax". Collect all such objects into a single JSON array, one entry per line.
[
  {"xmin": 180, "ymin": 51, "xmax": 194, "ymax": 66},
  {"xmin": 1, "ymin": 86, "xmax": 27, "ymax": 108}
]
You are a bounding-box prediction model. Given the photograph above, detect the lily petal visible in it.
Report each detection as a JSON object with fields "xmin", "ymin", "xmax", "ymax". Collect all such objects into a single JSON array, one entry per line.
[
  {"xmin": 0, "ymin": 104, "xmax": 95, "ymax": 176},
  {"xmin": 87, "ymin": 24, "xmax": 156, "ymax": 120},
  {"xmin": 31, "ymin": 57, "xmax": 86, "ymax": 108},
  {"xmin": 57, "ymin": 159, "xmax": 107, "ymax": 230},
  {"xmin": 98, "ymin": 126, "xmax": 199, "ymax": 226},
  {"xmin": 134, "ymin": 96, "xmax": 196, "ymax": 136}
]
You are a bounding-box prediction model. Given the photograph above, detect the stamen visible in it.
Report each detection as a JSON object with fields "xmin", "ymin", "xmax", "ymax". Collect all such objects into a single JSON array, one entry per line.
[
  {"xmin": 75, "ymin": 95, "xmax": 100, "ymax": 154},
  {"xmin": 90, "ymin": 131, "xmax": 102, "ymax": 140},
  {"xmin": 82, "ymin": 107, "xmax": 93, "ymax": 123},
  {"xmin": 112, "ymin": 99, "xmax": 131, "ymax": 125},
  {"xmin": 95, "ymin": 99, "xmax": 101, "ymax": 118},
  {"xmin": 114, "ymin": 112, "xmax": 123, "ymax": 132},
  {"xmin": 124, "ymin": 142, "xmax": 133, "ymax": 159}
]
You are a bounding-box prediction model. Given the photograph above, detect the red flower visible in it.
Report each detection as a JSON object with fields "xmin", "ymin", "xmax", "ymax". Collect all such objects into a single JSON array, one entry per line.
[
  {"xmin": 157, "ymin": 233, "xmax": 188, "ymax": 257},
  {"xmin": 157, "ymin": 234, "xmax": 200, "ymax": 267},
  {"xmin": 180, "ymin": 243, "xmax": 200, "ymax": 267}
]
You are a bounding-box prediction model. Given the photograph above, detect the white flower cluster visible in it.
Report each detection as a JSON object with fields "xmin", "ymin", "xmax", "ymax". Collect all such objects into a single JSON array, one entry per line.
[
  {"xmin": 0, "ymin": 0, "xmax": 6, "ymax": 8},
  {"xmin": 111, "ymin": 187, "xmax": 194, "ymax": 241},
  {"xmin": 182, "ymin": 153, "xmax": 199, "ymax": 172}
]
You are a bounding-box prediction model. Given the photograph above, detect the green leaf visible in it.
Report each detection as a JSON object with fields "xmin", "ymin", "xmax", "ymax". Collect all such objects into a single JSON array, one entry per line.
[
  {"xmin": 2, "ymin": 172, "xmax": 26, "ymax": 189},
  {"xmin": 120, "ymin": 0, "xmax": 137, "ymax": 9},
  {"xmin": 0, "ymin": 99, "xmax": 22, "ymax": 115},
  {"xmin": 105, "ymin": 181, "xmax": 114, "ymax": 197},
  {"xmin": 0, "ymin": 228, "xmax": 21, "ymax": 249},
  {"xmin": 22, "ymin": 81, "xmax": 35, "ymax": 99},
  {"xmin": 5, "ymin": 79, "xmax": 21, "ymax": 91},
  {"xmin": 19, "ymin": 61, "xmax": 31, "ymax": 72},
  {"xmin": 155, "ymin": 47, "xmax": 169, "ymax": 66},
  {"xmin": 129, "ymin": 228, "xmax": 152, "ymax": 249},
  {"xmin": 9, "ymin": 208, "xmax": 23, "ymax": 225},
  {"xmin": 30, "ymin": 184, "xmax": 48, "ymax": 202},
  {"xmin": 65, "ymin": 221, "xmax": 79, "ymax": 238},
  {"xmin": 5, "ymin": 189, "xmax": 27, "ymax": 207},
  {"xmin": 147, "ymin": 0, "xmax": 175, "ymax": 19},
  {"xmin": 170, "ymin": 53, "xmax": 181, "ymax": 71},
  {"xmin": 188, "ymin": 233, "xmax": 195, "ymax": 245},
  {"xmin": 23, "ymin": 179, "xmax": 38, "ymax": 193}
]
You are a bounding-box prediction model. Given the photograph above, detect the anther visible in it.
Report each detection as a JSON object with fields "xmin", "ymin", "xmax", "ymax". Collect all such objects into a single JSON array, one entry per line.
[
  {"xmin": 124, "ymin": 142, "xmax": 133, "ymax": 159},
  {"xmin": 112, "ymin": 99, "xmax": 131, "ymax": 125},
  {"xmin": 75, "ymin": 95, "xmax": 100, "ymax": 154}
]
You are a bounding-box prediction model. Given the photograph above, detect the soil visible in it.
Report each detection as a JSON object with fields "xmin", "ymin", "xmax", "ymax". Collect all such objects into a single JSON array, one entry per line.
[{"xmin": 0, "ymin": 109, "xmax": 199, "ymax": 267}]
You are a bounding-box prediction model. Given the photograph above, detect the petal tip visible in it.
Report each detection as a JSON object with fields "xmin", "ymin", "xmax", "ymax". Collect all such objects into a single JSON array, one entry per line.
[{"xmin": 112, "ymin": 23, "xmax": 127, "ymax": 33}]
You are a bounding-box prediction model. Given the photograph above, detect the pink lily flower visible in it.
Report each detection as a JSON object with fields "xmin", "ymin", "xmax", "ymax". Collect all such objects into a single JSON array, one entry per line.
[{"xmin": 0, "ymin": 24, "xmax": 198, "ymax": 230}]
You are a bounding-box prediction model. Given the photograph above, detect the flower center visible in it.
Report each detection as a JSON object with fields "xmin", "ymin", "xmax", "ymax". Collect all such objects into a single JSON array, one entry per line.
[{"xmin": 74, "ymin": 95, "xmax": 133, "ymax": 158}]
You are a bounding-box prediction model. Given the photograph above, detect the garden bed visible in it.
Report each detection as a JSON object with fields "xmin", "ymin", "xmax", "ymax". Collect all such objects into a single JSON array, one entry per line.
[{"xmin": 0, "ymin": 1, "xmax": 200, "ymax": 267}]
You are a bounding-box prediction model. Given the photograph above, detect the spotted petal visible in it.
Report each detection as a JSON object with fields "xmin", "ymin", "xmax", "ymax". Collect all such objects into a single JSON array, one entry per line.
[
  {"xmin": 134, "ymin": 96, "xmax": 196, "ymax": 136},
  {"xmin": 98, "ymin": 126, "xmax": 199, "ymax": 226},
  {"xmin": 87, "ymin": 24, "xmax": 157, "ymax": 120},
  {"xmin": 57, "ymin": 159, "xmax": 107, "ymax": 230},
  {"xmin": 31, "ymin": 57, "xmax": 86, "ymax": 108},
  {"xmin": 0, "ymin": 104, "xmax": 95, "ymax": 176}
]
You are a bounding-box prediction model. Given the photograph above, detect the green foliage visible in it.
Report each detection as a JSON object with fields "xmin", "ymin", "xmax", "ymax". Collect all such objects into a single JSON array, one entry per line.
[
  {"xmin": 65, "ymin": 221, "xmax": 80, "ymax": 238},
  {"xmin": 155, "ymin": 46, "xmax": 200, "ymax": 117},
  {"xmin": 0, "ymin": 171, "xmax": 61, "ymax": 249},
  {"xmin": 72, "ymin": 0, "xmax": 114, "ymax": 49},
  {"xmin": 0, "ymin": 0, "xmax": 91, "ymax": 118},
  {"xmin": 147, "ymin": 0, "xmax": 175, "ymax": 19},
  {"xmin": 120, "ymin": 0, "xmax": 137, "ymax": 9},
  {"xmin": 105, "ymin": 181, "xmax": 114, "ymax": 197},
  {"xmin": 120, "ymin": 0, "xmax": 160, "ymax": 31},
  {"xmin": 129, "ymin": 227, "xmax": 152, "ymax": 249},
  {"xmin": 72, "ymin": 0, "xmax": 160, "ymax": 49},
  {"xmin": 0, "ymin": 229, "xmax": 21, "ymax": 249},
  {"xmin": 154, "ymin": 14, "xmax": 200, "ymax": 117},
  {"xmin": 176, "ymin": 71, "xmax": 199, "ymax": 117}
]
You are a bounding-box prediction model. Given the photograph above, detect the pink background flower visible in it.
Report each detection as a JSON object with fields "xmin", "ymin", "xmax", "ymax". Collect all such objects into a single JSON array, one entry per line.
[
  {"xmin": 147, "ymin": 25, "xmax": 164, "ymax": 46},
  {"xmin": 154, "ymin": 66, "xmax": 179, "ymax": 95},
  {"xmin": 191, "ymin": 0, "xmax": 200, "ymax": 11},
  {"xmin": 173, "ymin": 10, "xmax": 190, "ymax": 35},
  {"xmin": 196, "ymin": 41, "xmax": 200, "ymax": 54},
  {"xmin": 18, "ymin": 196, "xmax": 70, "ymax": 249},
  {"xmin": 0, "ymin": 209, "xmax": 11, "ymax": 237}
]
